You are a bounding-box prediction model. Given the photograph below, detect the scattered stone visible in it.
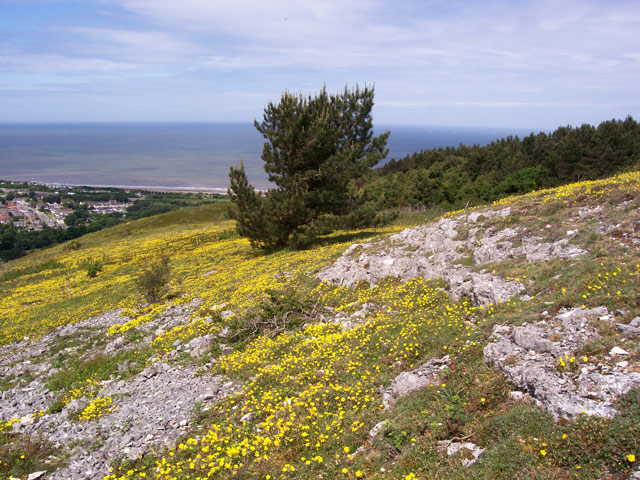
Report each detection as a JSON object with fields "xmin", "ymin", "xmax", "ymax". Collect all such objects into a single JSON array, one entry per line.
[
  {"xmin": 349, "ymin": 446, "xmax": 367, "ymax": 459},
  {"xmin": 27, "ymin": 472, "xmax": 47, "ymax": 480},
  {"xmin": 240, "ymin": 412, "xmax": 255, "ymax": 422},
  {"xmin": 522, "ymin": 237, "xmax": 586, "ymax": 263},
  {"xmin": 610, "ymin": 346, "xmax": 629, "ymax": 356},
  {"xmin": 617, "ymin": 322, "xmax": 640, "ymax": 337},
  {"xmin": 104, "ymin": 336, "xmax": 125, "ymax": 354},
  {"xmin": 319, "ymin": 206, "xmax": 590, "ymax": 307},
  {"xmin": 382, "ymin": 356, "xmax": 449, "ymax": 410},
  {"xmin": 20, "ymin": 414, "xmax": 34, "ymax": 425},
  {"xmin": 437, "ymin": 441, "xmax": 485, "ymax": 467},
  {"xmin": 221, "ymin": 345, "xmax": 234, "ymax": 355},
  {"xmin": 187, "ymin": 335, "xmax": 213, "ymax": 359},
  {"xmin": 368, "ymin": 421, "xmax": 387, "ymax": 439},
  {"xmin": 484, "ymin": 307, "xmax": 640, "ymax": 420},
  {"xmin": 577, "ymin": 205, "xmax": 603, "ymax": 218},
  {"xmin": 0, "ymin": 303, "xmax": 241, "ymax": 480},
  {"xmin": 509, "ymin": 391, "xmax": 527, "ymax": 401},
  {"xmin": 124, "ymin": 446, "xmax": 148, "ymax": 461},
  {"xmin": 512, "ymin": 325, "xmax": 558, "ymax": 354}
]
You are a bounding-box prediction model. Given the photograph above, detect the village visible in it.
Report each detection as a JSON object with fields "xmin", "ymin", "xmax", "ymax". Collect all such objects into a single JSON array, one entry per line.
[{"xmin": 0, "ymin": 182, "xmax": 135, "ymax": 231}]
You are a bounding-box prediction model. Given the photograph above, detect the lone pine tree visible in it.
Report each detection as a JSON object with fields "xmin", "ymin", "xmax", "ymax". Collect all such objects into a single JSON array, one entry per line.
[{"xmin": 228, "ymin": 85, "xmax": 390, "ymax": 249}]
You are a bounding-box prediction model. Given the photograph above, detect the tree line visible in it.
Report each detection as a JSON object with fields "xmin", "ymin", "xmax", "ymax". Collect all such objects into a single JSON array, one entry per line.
[
  {"xmin": 361, "ymin": 116, "xmax": 640, "ymax": 209},
  {"xmin": 229, "ymin": 86, "xmax": 640, "ymax": 250}
]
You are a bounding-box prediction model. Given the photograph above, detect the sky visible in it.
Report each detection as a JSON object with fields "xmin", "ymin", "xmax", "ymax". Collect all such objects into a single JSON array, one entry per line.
[{"xmin": 1, "ymin": 0, "xmax": 639, "ymax": 128}]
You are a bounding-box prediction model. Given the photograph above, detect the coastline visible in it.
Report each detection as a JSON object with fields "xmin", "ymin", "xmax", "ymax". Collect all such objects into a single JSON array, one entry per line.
[
  {"xmin": 88, "ymin": 184, "xmax": 230, "ymax": 194},
  {"xmin": 1, "ymin": 178, "xmax": 230, "ymax": 195}
]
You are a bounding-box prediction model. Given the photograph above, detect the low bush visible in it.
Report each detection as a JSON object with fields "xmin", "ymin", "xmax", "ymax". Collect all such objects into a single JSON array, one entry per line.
[{"xmin": 135, "ymin": 257, "xmax": 171, "ymax": 303}]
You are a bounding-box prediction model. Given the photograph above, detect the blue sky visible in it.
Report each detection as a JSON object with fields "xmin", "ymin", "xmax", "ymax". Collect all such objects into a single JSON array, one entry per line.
[{"xmin": 1, "ymin": 0, "xmax": 639, "ymax": 128}]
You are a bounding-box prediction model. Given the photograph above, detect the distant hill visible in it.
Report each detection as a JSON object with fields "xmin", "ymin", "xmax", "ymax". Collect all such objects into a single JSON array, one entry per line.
[{"xmin": 362, "ymin": 117, "xmax": 640, "ymax": 209}]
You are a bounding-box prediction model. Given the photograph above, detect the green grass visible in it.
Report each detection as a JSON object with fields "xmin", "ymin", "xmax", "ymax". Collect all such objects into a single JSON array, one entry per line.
[
  {"xmin": 2, "ymin": 173, "xmax": 640, "ymax": 480},
  {"xmin": 0, "ymin": 259, "xmax": 64, "ymax": 283}
]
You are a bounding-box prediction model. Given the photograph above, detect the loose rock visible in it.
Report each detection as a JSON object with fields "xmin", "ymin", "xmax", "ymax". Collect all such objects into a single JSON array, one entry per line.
[
  {"xmin": 382, "ymin": 356, "xmax": 449, "ymax": 410},
  {"xmin": 484, "ymin": 307, "xmax": 640, "ymax": 420}
]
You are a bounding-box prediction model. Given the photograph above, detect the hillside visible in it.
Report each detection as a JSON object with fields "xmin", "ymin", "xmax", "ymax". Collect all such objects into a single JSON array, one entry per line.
[
  {"xmin": 363, "ymin": 117, "xmax": 640, "ymax": 210},
  {"xmin": 1, "ymin": 172, "xmax": 639, "ymax": 480}
]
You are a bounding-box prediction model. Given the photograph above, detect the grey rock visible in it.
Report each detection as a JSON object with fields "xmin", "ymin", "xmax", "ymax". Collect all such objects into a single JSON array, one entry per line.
[
  {"xmin": 485, "ymin": 307, "xmax": 640, "ymax": 420},
  {"xmin": 368, "ymin": 420, "xmax": 387, "ymax": 439},
  {"xmin": 610, "ymin": 346, "xmax": 630, "ymax": 356},
  {"xmin": 509, "ymin": 391, "xmax": 528, "ymax": 401},
  {"xmin": 187, "ymin": 334, "xmax": 213, "ymax": 359},
  {"xmin": 617, "ymin": 323, "xmax": 640, "ymax": 337},
  {"xmin": 0, "ymin": 304, "xmax": 240, "ymax": 480},
  {"xmin": 123, "ymin": 446, "xmax": 147, "ymax": 461},
  {"xmin": 382, "ymin": 356, "xmax": 449, "ymax": 410},
  {"xmin": 523, "ymin": 238, "xmax": 586, "ymax": 263},
  {"xmin": 437, "ymin": 441, "xmax": 485, "ymax": 467},
  {"xmin": 20, "ymin": 414, "xmax": 35, "ymax": 425},
  {"xmin": 319, "ymin": 206, "xmax": 584, "ymax": 307},
  {"xmin": 513, "ymin": 326, "xmax": 558, "ymax": 354},
  {"xmin": 221, "ymin": 346, "xmax": 234, "ymax": 355},
  {"xmin": 240, "ymin": 412, "xmax": 255, "ymax": 422},
  {"xmin": 27, "ymin": 472, "xmax": 47, "ymax": 480},
  {"xmin": 65, "ymin": 398, "xmax": 90, "ymax": 414},
  {"xmin": 577, "ymin": 205, "xmax": 603, "ymax": 218},
  {"xmin": 104, "ymin": 336, "xmax": 125, "ymax": 354}
]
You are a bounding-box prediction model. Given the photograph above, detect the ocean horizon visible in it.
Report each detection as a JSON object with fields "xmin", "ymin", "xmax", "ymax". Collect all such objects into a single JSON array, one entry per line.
[{"xmin": 0, "ymin": 122, "xmax": 534, "ymax": 190}]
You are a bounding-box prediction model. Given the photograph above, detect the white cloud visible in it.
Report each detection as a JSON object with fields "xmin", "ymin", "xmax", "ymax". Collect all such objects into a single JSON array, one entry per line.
[
  {"xmin": 1, "ymin": 0, "xmax": 639, "ymax": 124},
  {"xmin": 377, "ymin": 100, "xmax": 618, "ymax": 108}
]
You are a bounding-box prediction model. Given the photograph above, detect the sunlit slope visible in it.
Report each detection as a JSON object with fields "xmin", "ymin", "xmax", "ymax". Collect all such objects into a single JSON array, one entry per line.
[
  {"xmin": 108, "ymin": 171, "xmax": 639, "ymax": 480},
  {"xmin": 1, "ymin": 171, "xmax": 639, "ymax": 480},
  {"xmin": 0, "ymin": 203, "xmax": 402, "ymax": 346}
]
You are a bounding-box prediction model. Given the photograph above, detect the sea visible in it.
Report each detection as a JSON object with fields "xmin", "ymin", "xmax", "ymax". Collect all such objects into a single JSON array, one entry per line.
[{"xmin": 0, "ymin": 123, "xmax": 534, "ymax": 191}]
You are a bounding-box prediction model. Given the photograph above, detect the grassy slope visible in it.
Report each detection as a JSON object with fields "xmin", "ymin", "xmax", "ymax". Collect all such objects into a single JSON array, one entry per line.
[{"xmin": 1, "ymin": 172, "xmax": 639, "ymax": 480}]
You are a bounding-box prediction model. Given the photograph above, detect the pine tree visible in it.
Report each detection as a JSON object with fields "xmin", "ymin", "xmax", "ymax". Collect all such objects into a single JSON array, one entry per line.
[{"xmin": 228, "ymin": 85, "xmax": 390, "ymax": 249}]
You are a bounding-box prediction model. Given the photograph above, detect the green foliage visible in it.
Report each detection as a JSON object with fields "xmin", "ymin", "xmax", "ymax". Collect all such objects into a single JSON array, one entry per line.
[
  {"xmin": 365, "ymin": 116, "xmax": 640, "ymax": 209},
  {"xmin": 125, "ymin": 193, "xmax": 226, "ymax": 221},
  {"xmin": 494, "ymin": 165, "xmax": 544, "ymax": 196},
  {"xmin": 0, "ymin": 259, "xmax": 63, "ymax": 283},
  {"xmin": 135, "ymin": 256, "xmax": 171, "ymax": 303},
  {"xmin": 226, "ymin": 285, "xmax": 314, "ymax": 346},
  {"xmin": 64, "ymin": 205, "xmax": 92, "ymax": 227},
  {"xmin": 83, "ymin": 259, "xmax": 103, "ymax": 278},
  {"xmin": 0, "ymin": 185, "xmax": 225, "ymax": 261},
  {"xmin": 229, "ymin": 85, "xmax": 391, "ymax": 249},
  {"xmin": 0, "ymin": 431, "xmax": 59, "ymax": 479},
  {"xmin": 545, "ymin": 388, "xmax": 640, "ymax": 474},
  {"xmin": 63, "ymin": 240, "xmax": 82, "ymax": 251}
]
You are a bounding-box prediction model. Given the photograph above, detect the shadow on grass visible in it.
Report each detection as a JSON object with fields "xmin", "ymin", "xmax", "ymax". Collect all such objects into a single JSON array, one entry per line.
[
  {"xmin": 232, "ymin": 229, "xmax": 384, "ymax": 259},
  {"xmin": 316, "ymin": 230, "xmax": 384, "ymax": 247}
]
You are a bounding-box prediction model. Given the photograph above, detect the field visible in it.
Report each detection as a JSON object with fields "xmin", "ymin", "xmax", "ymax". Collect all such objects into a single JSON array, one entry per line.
[{"xmin": 1, "ymin": 172, "xmax": 639, "ymax": 480}]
